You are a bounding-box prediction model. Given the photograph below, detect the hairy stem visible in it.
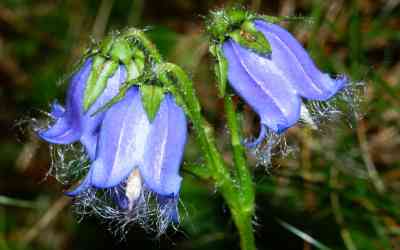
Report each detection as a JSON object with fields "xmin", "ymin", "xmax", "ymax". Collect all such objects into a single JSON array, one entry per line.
[
  {"xmin": 224, "ymin": 95, "xmax": 255, "ymax": 212},
  {"xmin": 157, "ymin": 63, "xmax": 237, "ymax": 205},
  {"xmin": 223, "ymin": 94, "xmax": 256, "ymax": 250},
  {"xmin": 157, "ymin": 63, "xmax": 257, "ymax": 250}
]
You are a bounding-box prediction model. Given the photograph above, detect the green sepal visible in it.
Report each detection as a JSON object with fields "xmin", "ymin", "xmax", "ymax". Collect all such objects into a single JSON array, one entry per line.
[
  {"xmin": 132, "ymin": 48, "xmax": 145, "ymax": 74},
  {"xmin": 228, "ymin": 20, "xmax": 271, "ymax": 55},
  {"xmin": 100, "ymin": 36, "xmax": 114, "ymax": 55},
  {"xmin": 126, "ymin": 60, "xmax": 140, "ymax": 81},
  {"xmin": 207, "ymin": 11, "xmax": 230, "ymax": 42},
  {"xmin": 210, "ymin": 44, "xmax": 228, "ymax": 97},
  {"xmin": 226, "ymin": 7, "xmax": 247, "ymax": 25},
  {"xmin": 109, "ymin": 38, "xmax": 135, "ymax": 65},
  {"xmin": 83, "ymin": 56, "xmax": 118, "ymax": 111},
  {"xmin": 100, "ymin": 35, "xmax": 137, "ymax": 66},
  {"xmin": 140, "ymin": 85, "xmax": 165, "ymax": 122}
]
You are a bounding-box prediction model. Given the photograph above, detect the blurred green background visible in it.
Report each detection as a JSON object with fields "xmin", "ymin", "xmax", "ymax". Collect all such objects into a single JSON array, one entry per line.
[{"xmin": 1, "ymin": 0, "xmax": 399, "ymax": 249}]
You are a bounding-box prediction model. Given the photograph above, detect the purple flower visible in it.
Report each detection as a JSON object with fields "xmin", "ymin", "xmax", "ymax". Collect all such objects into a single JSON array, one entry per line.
[
  {"xmin": 38, "ymin": 58, "xmax": 126, "ymax": 159},
  {"xmin": 66, "ymin": 86, "xmax": 187, "ymax": 223},
  {"xmin": 222, "ymin": 20, "xmax": 347, "ymax": 144}
]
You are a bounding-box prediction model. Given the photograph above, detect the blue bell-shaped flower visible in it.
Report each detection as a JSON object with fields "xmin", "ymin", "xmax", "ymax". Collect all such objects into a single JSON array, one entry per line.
[
  {"xmin": 220, "ymin": 19, "xmax": 347, "ymax": 144},
  {"xmin": 66, "ymin": 86, "xmax": 187, "ymax": 223}
]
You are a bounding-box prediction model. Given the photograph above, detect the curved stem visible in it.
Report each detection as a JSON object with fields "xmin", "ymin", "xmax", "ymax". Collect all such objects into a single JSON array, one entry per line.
[
  {"xmin": 157, "ymin": 63, "xmax": 237, "ymax": 205},
  {"xmin": 157, "ymin": 63, "xmax": 257, "ymax": 250}
]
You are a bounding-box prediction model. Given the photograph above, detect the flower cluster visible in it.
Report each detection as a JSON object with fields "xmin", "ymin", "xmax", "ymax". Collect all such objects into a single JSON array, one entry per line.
[
  {"xmin": 36, "ymin": 8, "xmax": 357, "ymax": 239},
  {"xmin": 38, "ymin": 32, "xmax": 187, "ymax": 233}
]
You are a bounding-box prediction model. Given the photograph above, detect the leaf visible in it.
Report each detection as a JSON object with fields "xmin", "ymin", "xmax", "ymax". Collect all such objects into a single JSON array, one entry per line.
[
  {"xmin": 140, "ymin": 85, "xmax": 165, "ymax": 122},
  {"xmin": 210, "ymin": 44, "xmax": 228, "ymax": 97},
  {"xmin": 277, "ymin": 218, "xmax": 332, "ymax": 250},
  {"xmin": 0, "ymin": 195, "xmax": 37, "ymax": 208}
]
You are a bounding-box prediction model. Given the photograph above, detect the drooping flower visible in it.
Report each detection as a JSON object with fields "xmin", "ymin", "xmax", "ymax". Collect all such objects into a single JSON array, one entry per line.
[
  {"xmin": 37, "ymin": 31, "xmax": 187, "ymax": 233},
  {"xmin": 222, "ymin": 20, "xmax": 347, "ymax": 138},
  {"xmin": 207, "ymin": 9, "xmax": 349, "ymax": 147},
  {"xmin": 66, "ymin": 86, "xmax": 187, "ymax": 225},
  {"xmin": 38, "ymin": 58, "xmax": 127, "ymax": 159}
]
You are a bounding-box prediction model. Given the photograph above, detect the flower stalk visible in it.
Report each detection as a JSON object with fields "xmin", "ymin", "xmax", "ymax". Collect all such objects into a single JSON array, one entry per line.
[
  {"xmin": 157, "ymin": 63, "xmax": 257, "ymax": 250},
  {"xmin": 224, "ymin": 95, "xmax": 256, "ymax": 250},
  {"xmin": 224, "ymin": 95, "xmax": 255, "ymax": 209}
]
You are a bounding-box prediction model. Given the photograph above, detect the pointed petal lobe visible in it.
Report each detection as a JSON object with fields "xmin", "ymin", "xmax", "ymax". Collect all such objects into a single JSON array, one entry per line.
[
  {"xmin": 39, "ymin": 59, "xmax": 93, "ymax": 144},
  {"xmin": 38, "ymin": 115, "xmax": 81, "ymax": 144}
]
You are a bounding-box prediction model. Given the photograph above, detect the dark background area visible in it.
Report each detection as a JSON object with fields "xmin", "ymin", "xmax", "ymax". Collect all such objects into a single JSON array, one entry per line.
[{"xmin": 1, "ymin": 0, "xmax": 400, "ymax": 249}]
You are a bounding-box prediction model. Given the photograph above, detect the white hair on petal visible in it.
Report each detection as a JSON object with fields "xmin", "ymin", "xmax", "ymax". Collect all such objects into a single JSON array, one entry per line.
[
  {"xmin": 49, "ymin": 143, "xmax": 90, "ymax": 185},
  {"xmin": 303, "ymin": 80, "xmax": 365, "ymax": 129},
  {"xmin": 246, "ymin": 79, "xmax": 364, "ymax": 170},
  {"xmin": 71, "ymin": 181, "xmax": 180, "ymax": 237}
]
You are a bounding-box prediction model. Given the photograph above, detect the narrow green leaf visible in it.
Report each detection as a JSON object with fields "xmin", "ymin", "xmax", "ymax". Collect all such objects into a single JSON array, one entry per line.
[
  {"xmin": 210, "ymin": 45, "xmax": 228, "ymax": 97},
  {"xmin": 277, "ymin": 218, "xmax": 332, "ymax": 250},
  {"xmin": 140, "ymin": 85, "xmax": 165, "ymax": 122},
  {"xmin": 215, "ymin": 48, "xmax": 228, "ymax": 97},
  {"xmin": 183, "ymin": 163, "xmax": 211, "ymax": 179},
  {"xmin": 0, "ymin": 195, "xmax": 37, "ymax": 208},
  {"xmin": 84, "ymin": 57, "xmax": 118, "ymax": 111}
]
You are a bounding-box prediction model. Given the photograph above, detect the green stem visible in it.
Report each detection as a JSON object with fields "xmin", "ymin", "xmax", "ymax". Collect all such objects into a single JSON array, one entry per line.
[
  {"xmin": 157, "ymin": 63, "xmax": 237, "ymax": 205},
  {"xmin": 157, "ymin": 64, "xmax": 257, "ymax": 249},
  {"xmin": 224, "ymin": 95, "xmax": 255, "ymax": 211},
  {"xmin": 224, "ymin": 95, "xmax": 256, "ymax": 250},
  {"xmin": 157, "ymin": 63, "xmax": 257, "ymax": 250},
  {"xmin": 123, "ymin": 28, "xmax": 163, "ymax": 63},
  {"xmin": 232, "ymin": 212, "xmax": 256, "ymax": 250}
]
